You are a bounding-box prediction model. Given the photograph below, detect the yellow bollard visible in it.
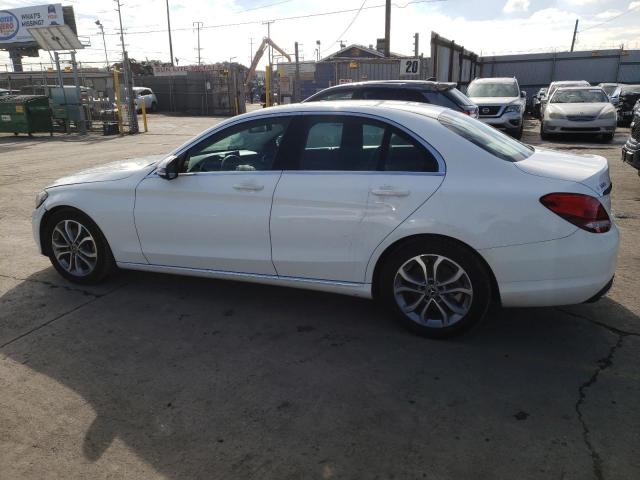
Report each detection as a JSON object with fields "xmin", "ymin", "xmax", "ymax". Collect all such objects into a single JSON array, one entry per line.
[
  {"xmin": 112, "ymin": 68, "xmax": 124, "ymax": 135},
  {"xmin": 140, "ymin": 99, "xmax": 148, "ymax": 132}
]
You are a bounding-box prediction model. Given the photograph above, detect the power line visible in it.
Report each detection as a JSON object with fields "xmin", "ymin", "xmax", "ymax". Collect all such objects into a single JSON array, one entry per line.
[
  {"xmin": 99, "ymin": 0, "xmax": 447, "ymax": 36},
  {"xmin": 322, "ymin": 0, "xmax": 368, "ymax": 53},
  {"xmin": 579, "ymin": 5, "xmax": 640, "ymax": 34}
]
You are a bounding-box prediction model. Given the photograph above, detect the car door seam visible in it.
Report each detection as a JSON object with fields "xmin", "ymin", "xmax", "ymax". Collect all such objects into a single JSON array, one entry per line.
[
  {"xmin": 269, "ymin": 170, "xmax": 285, "ymax": 276},
  {"xmin": 133, "ymin": 175, "xmax": 152, "ymax": 264}
]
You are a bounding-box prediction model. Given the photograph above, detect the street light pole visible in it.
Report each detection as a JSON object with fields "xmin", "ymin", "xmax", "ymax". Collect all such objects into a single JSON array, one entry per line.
[{"xmin": 95, "ymin": 20, "xmax": 109, "ymax": 70}]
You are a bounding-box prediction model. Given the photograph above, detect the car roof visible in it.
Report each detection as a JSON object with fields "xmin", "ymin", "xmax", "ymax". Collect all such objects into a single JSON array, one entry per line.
[
  {"xmin": 555, "ymin": 86, "xmax": 605, "ymax": 91},
  {"xmin": 235, "ymin": 100, "xmax": 447, "ymax": 121},
  {"xmin": 470, "ymin": 77, "xmax": 516, "ymax": 84},
  {"xmin": 550, "ymin": 80, "xmax": 590, "ymax": 86},
  {"xmin": 311, "ymin": 80, "xmax": 457, "ymax": 91}
]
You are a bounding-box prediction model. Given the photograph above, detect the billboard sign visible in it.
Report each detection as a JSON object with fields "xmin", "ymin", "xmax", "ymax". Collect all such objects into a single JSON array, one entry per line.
[
  {"xmin": 0, "ymin": 4, "xmax": 64, "ymax": 45},
  {"xmin": 153, "ymin": 64, "xmax": 226, "ymax": 76}
]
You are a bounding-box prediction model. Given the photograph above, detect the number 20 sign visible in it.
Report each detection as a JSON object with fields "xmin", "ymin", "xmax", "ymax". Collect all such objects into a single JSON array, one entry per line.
[{"xmin": 402, "ymin": 58, "xmax": 421, "ymax": 76}]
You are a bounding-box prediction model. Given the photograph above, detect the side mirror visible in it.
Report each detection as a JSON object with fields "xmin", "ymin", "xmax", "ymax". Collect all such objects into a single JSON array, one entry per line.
[
  {"xmin": 157, "ymin": 155, "xmax": 180, "ymax": 180},
  {"xmin": 520, "ymin": 90, "xmax": 526, "ymax": 98}
]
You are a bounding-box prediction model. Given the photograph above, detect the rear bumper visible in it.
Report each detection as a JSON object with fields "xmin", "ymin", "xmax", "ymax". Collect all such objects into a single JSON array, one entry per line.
[{"xmin": 480, "ymin": 226, "xmax": 619, "ymax": 308}]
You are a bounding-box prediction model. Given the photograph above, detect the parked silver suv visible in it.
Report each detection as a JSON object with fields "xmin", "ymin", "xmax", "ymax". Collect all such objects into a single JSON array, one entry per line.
[{"xmin": 467, "ymin": 77, "xmax": 526, "ymax": 138}]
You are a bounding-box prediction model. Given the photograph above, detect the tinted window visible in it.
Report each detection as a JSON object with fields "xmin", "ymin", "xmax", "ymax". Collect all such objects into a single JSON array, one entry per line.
[
  {"xmin": 183, "ymin": 117, "xmax": 290, "ymax": 173},
  {"xmin": 312, "ymin": 89, "xmax": 354, "ymax": 101},
  {"xmin": 467, "ymin": 82, "xmax": 519, "ymax": 98},
  {"xmin": 361, "ymin": 88, "xmax": 426, "ymax": 102},
  {"xmin": 385, "ymin": 130, "xmax": 439, "ymax": 172},
  {"xmin": 299, "ymin": 116, "xmax": 381, "ymax": 171},
  {"xmin": 297, "ymin": 116, "xmax": 438, "ymax": 172},
  {"xmin": 439, "ymin": 110, "xmax": 533, "ymax": 162}
]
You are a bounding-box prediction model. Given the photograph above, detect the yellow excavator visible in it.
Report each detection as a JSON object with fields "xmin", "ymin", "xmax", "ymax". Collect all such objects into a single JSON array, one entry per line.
[{"xmin": 246, "ymin": 37, "xmax": 291, "ymax": 107}]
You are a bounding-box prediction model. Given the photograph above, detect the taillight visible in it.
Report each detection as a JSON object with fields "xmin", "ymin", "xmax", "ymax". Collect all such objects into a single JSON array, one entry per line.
[{"xmin": 540, "ymin": 193, "xmax": 611, "ymax": 233}]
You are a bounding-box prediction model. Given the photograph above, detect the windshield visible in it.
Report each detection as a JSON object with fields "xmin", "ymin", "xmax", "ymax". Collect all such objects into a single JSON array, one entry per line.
[
  {"xmin": 622, "ymin": 85, "xmax": 640, "ymax": 94},
  {"xmin": 438, "ymin": 110, "xmax": 533, "ymax": 162},
  {"xmin": 467, "ymin": 82, "xmax": 519, "ymax": 98},
  {"xmin": 551, "ymin": 89, "xmax": 608, "ymax": 103},
  {"xmin": 600, "ymin": 85, "xmax": 617, "ymax": 96}
]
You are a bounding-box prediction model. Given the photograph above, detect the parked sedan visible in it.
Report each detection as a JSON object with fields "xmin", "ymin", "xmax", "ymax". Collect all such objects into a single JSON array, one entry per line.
[
  {"xmin": 33, "ymin": 101, "xmax": 618, "ymax": 338},
  {"xmin": 541, "ymin": 87, "xmax": 617, "ymax": 141},
  {"xmin": 133, "ymin": 87, "xmax": 158, "ymax": 113}
]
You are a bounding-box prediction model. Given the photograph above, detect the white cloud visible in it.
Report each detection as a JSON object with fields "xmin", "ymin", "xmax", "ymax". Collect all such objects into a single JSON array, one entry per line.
[
  {"xmin": 630, "ymin": 1, "xmax": 640, "ymax": 9},
  {"xmin": 595, "ymin": 10, "xmax": 621, "ymax": 19},
  {"xmin": 564, "ymin": 0, "xmax": 604, "ymax": 5},
  {"xmin": 503, "ymin": 0, "xmax": 530, "ymax": 13}
]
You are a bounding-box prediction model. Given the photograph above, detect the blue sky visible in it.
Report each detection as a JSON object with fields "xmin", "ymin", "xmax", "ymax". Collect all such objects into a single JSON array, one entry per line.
[{"xmin": 1, "ymin": 0, "xmax": 639, "ymax": 69}]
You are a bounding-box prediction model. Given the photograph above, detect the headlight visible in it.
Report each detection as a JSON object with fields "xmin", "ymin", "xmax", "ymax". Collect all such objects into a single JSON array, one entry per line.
[
  {"xmin": 598, "ymin": 109, "xmax": 616, "ymax": 120},
  {"xmin": 504, "ymin": 104, "xmax": 521, "ymax": 114},
  {"xmin": 548, "ymin": 109, "xmax": 565, "ymax": 119},
  {"xmin": 35, "ymin": 190, "xmax": 48, "ymax": 209}
]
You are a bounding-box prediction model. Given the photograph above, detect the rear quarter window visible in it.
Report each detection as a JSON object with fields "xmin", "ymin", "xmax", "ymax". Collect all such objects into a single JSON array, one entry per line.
[{"xmin": 438, "ymin": 110, "xmax": 533, "ymax": 162}]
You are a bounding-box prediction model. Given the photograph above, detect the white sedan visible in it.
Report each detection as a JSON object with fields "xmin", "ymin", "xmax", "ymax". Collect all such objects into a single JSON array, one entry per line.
[
  {"xmin": 32, "ymin": 101, "xmax": 618, "ymax": 338},
  {"xmin": 541, "ymin": 87, "xmax": 617, "ymax": 141}
]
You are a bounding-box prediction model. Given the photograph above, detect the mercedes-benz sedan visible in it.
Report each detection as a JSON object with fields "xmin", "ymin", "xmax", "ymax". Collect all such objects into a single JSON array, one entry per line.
[{"xmin": 33, "ymin": 101, "xmax": 618, "ymax": 338}]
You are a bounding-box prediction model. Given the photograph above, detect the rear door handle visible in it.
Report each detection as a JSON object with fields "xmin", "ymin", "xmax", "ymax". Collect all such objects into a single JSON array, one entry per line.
[
  {"xmin": 233, "ymin": 182, "xmax": 264, "ymax": 191},
  {"xmin": 370, "ymin": 187, "xmax": 410, "ymax": 197}
]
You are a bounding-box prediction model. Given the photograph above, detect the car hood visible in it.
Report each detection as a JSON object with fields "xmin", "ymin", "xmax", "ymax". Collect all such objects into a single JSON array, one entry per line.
[
  {"xmin": 469, "ymin": 97, "xmax": 519, "ymax": 106},
  {"xmin": 47, "ymin": 155, "xmax": 162, "ymax": 188},
  {"xmin": 546, "ymin": 103, "xmax": 612, "ymax": 116},
  {"xmin": 515, "ymin": 148, "xmax": 611, "ymax": 196}
]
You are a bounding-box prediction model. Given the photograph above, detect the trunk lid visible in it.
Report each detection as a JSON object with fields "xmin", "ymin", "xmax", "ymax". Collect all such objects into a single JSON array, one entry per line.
[{"xmin": 515, "ymin": 148, "xmax": 611, "ymax": 204}]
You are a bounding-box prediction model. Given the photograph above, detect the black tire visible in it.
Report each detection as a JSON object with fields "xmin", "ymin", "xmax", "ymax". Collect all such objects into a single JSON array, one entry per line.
[
  {"xmin": 150, "ymin": 102, "xmax": 157, "ymax": 113},
  {"xmin": 540, "ymin": 121, "xmax": 550, "ymax": 141},
  {"xmin": 512, "ymin": 123, "xmax": 523, "ymax": 140},
  {"xmin": 601, "ymin": 133, "xmax": 614, "ymax": 143},
  {"xmin": 377, "ymin": 237, "xmax": 492, "ymax": 339},
  {"xmin": 43, "ymin": 208, "xmax": 114, "ymax": 285}
]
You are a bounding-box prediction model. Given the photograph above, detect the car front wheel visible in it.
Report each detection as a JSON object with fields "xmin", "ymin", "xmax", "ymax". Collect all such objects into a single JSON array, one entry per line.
[
  {"xmin": 378, "ymin": 238, "xmax": 492, "ymax": 338},
  {"xmin": 45, "ymin": 209, "xmax": 114, "ymax": 284}
]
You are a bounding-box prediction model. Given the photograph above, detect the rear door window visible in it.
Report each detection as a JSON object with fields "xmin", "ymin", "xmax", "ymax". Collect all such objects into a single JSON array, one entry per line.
[
  {"xmin": 384, "ymin": 130, "xmax": 439, "ymax": 172},
  {"xmin": 360, "ymin": 88, "xmax": 426, "ymax": 103}
]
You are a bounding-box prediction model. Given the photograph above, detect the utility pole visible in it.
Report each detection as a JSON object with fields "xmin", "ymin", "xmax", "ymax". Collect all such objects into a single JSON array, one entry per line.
[
  {"xmin": 570, "ymin": 19, "xmax": 578, "ymax": 52},
  {"xmin": 263, "ymin": 20, "xmax": 274, "ymax": 106},
  {"xmin": 414, "ymin": 32, "xmax": 419, "ymax": 57},
  {"xmin": 316, "ymin": 40, "xmax": 321, "ymax": 61},
  {"xmin": 95, "ymin": 20, "xmax": 109, "ymax": 69},
  {"xmin": 114, "ymin": 0, "xmax": 138, "ymax": 133},
  {"xmin": 193, "ymin": 21, "xmax": 203, "ymax": 65},
  {"xmin": 166, "ymin": 0, "xmax": 175, "ymax": 65},
  {"xmin": 384, "ymin": 0, "xmax": 391, "ymax": 57},
  {"xmin": 249, "ymin": 37, "xmax": 254, "ymax": 65},
  {"xmin": 294, "ymin": 41, "xmax": 300, "ymax": 103}
]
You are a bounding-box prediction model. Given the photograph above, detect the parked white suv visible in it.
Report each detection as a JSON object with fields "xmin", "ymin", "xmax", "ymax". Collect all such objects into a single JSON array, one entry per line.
[{"xmin": 467, "ymin": 77, "xmax": 526, "ymax": 138}]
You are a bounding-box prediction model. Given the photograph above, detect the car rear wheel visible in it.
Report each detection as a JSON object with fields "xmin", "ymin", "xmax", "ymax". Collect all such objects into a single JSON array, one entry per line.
[
  {"xmin": 601, "ymin": 133, "xmax": 614, "ymax": 143},
  {"xmin": 378, "ymin": 238, "xmax": 492, "ymax": 338},
  {"xmin": 150, "ymin": 101, "xmax": 157, "ymax": 113},
  {"xmin": 45, "ymin": 209, "xmax": 114, "ymax": 284}
]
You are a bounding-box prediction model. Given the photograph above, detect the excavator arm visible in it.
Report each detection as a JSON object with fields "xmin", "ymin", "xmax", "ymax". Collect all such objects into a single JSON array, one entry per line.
[{"xmin": 245, "ymin": 37, "xmax": 291, "ymax": 86}]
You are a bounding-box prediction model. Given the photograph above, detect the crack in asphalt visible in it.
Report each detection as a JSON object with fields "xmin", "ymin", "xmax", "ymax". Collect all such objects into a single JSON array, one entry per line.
[
  {"xmin": 0, "ymin": 273, "xmax": 103, "ymax": 298},
  {"xmin": 556, "ymin": 307, "xmax": 639, "ymax": 480},
  {"xmin": 0, "ymin": 282, "xmax": 127, "ymax": 350}
]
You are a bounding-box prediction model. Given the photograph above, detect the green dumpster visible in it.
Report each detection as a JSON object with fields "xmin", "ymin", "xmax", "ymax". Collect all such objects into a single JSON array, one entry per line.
[{"xmin": 0, "ymin": 95, "xmax": 53, "ymax": 136}]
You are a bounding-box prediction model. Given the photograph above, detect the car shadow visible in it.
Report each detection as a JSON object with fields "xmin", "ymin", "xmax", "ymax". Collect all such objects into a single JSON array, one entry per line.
[{"xmin": 1, "ymin": 268, "xmax": 639, "ymax": 478}]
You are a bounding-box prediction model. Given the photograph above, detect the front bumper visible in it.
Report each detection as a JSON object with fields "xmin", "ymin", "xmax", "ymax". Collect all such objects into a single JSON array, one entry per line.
[
  {"xmin": 543, "ymin": 117, "xmax": 616, "ymax": 134},
  {"xmin": 622, "ymin": 137, "xmax": 640, "ymax": 171},
  {"xmin": 32, "ymin": 204, "xmax": 47, "ymax": 255},
  {"xmin": 480, "ymin": 226, "xmax": 620, "ymax": 308},
  {"xmin": 479, "ymin": 112, "xmax": 522, "ymax": 132}
]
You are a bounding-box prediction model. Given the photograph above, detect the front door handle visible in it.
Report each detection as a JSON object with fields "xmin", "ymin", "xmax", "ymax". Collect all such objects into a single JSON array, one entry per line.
[
  {"xmin": 233, "ymin": 182, "xmax": 264, "ymax": 191},
  {"xmin": 370, "ymin": 186, "xmax": 410, "ymax": 197}
]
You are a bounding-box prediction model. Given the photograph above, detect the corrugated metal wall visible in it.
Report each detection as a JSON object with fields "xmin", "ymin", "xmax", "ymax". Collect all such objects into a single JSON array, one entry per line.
[{"xmin": 478, "ymin": 49, "xmax": 640, "ymax": 100}]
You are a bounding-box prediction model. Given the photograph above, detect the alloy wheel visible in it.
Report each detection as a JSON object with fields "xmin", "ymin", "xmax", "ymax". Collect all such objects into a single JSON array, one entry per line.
[
  {"xmin": 51, "ymin": 219, "xmax": 98, "ymax": 277},
  {"xmin": 393, "ymin": 254, "xmax": 473, "ymax": 328}
]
